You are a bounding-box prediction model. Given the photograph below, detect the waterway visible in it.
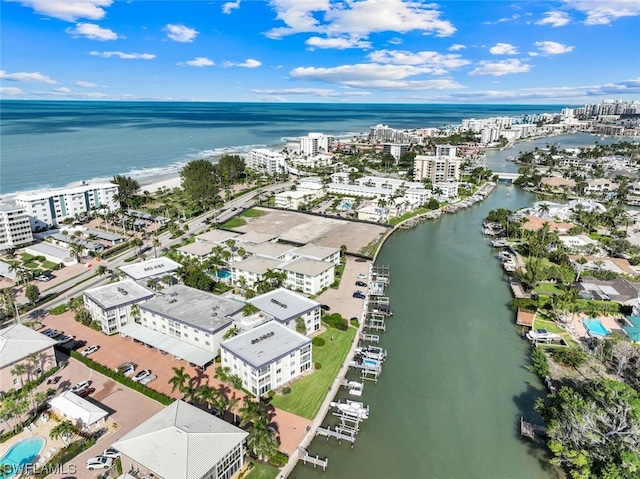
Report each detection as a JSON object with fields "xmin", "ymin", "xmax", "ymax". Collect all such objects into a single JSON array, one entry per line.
[{"xmin": 292, "ymin": 133, "xmax": 618, "ymax": 478}]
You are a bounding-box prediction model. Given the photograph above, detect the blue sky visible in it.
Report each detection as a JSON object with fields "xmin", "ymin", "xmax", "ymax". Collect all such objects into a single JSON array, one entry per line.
[{"xmin": 1, "ymin": 0, "xmax": 639, "ymax": 103}]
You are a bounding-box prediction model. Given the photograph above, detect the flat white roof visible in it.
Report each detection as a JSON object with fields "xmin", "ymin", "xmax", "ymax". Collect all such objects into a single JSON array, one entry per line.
[
  {"xmin": 243, "ymin": 242, "xmax": 296, "ymax": 259},
  {"xmin": 0, "ymin": 324, "xmax": 57, "ymax": 368},
  {"xmin": 84, "ymin": 280, "xmax": 155, "ymax": 310},
  {"xmin": 120, "ymin": 257, "xmax": 182, "ymax": 280},
  {"xmin": 221, "ymin": 321, "xmax": 311, "ymax": 369},
  {"xmin": 294, "ymin": 243, "xmax": 340, "ymax": 260},
  {"xmin": 279, "ymin": 257, "xmax": 334, "ymax": 277},
  {"xmin": 15, "ymin": 182, "xmax": 116, "ymax": 200},
  {"xmin": 248, "ymin": 288, "xmax": 319, "ymax": 323},
  {"xmin": 235, "ymin": 231, "xmax": 278, "ymax": 245},
  {"xmin": 177, "ymin": 242, "xmax": 213, "ymax": 257},
  {"xmin": 233, "ymin": 256, "xmax": 282, "ymax": 275},
  {"xmin": 196, "ymin": 230, "xmax": 239, "ymax": 244},
  {"xmin": 113, "ymin": 400, "xmax": 247, "ymax": 479}
]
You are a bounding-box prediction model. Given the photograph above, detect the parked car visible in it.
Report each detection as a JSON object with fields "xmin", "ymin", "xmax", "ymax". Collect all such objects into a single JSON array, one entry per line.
[
  {"xmin": 139, "ymin": 374, "xmax": 157, "ymax": 385},
  {"xmin": 132, "ymin": 369, "xmax": 152, "ymax": 383},
  {"xmin": 80, "ymin": 344, "xmax": 100, "ymax": 356},
  {"xmin": 70, "ymin": 380, "xmax": 91, "ymax": 394},
  {"xmin": 67, "ymin": 340, "xmax": 86, "ymax": 351},
  {"xmin": 36, "ymin": 272, "xmax": 55, "ymax": 282},
  {"xmin": 117, "ymin": 363, "xmax": 136, "ymax": 377},
  {"xmin": 353, "ymin": 291, "xmax": 366, "ymax": 299},
  {"xmin": 43, "ymin": 329, "xmax": 63, "ymax": 338},
  {"xmin": 56, "ymin": 334, "xmax": 75, "ymax": 345},
  {"xmin": 320, "ymin": 304, "xmax": 331, "ymax": 311},
  {"xmin": 86, "ymin": 456, "xmax": 113, "ymax": 470},
  {"xmin": 76, "ymin": 387, "xmax": 95, "ymax": 398},
  {"xmin": 355, "ymin": 280, "xmax": 367, "ymax": 287},
  {"xmin": 102, "ymin": 448, "xmax": 121, "ymax": 459},
  {"xmin": 356, "ymin": 273, "xmax": 367, "ymax": 279}
]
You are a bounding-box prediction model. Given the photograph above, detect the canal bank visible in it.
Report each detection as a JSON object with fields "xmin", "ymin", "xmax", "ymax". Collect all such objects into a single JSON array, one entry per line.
[{"xmin": 292, "ymin": 183, "xmax": 562, "ymax": 479}]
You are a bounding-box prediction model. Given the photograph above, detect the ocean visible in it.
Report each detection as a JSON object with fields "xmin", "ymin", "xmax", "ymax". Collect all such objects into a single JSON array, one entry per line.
[{"xmin": 0, "ymin": 101, "xmax": 562, "ymax": 195}]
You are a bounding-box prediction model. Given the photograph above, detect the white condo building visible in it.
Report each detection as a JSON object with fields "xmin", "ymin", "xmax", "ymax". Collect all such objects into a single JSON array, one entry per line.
[
  {"xmin": 15, "ymin": 183, "xmax": 119, "ymax": 230},
  {"xmin": 0, "ymin": 202, "xmax": 33, "ymax": 251},
  {"xmin": 413, "ymin": 155, "xmax": 460, "ymax": 183},
  {"xmin": 299, "ymin": 132, "xmax": 334, "ymax": 156},
  {"xmin": 221, "ymin": 321, "xmax": 312, "ymax": 396},
  {"xmin": 246, "ymin": 149, "xmax": 287, "ymax": 176}
]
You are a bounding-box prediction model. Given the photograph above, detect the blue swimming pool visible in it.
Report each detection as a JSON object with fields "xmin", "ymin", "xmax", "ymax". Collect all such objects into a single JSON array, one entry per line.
[
  {"xmin": 216, "ymin": 269, "xmax": 231, "ymax": 279},
  {"xmin": 341, "ymin": 202, "xmax": 353, "ymax": 210},
  {"xmin": 0, "ymin": 436, "xmax": 45, "ymax": 477},
  {"xmin": 583, "ymin": 318, "xmax": 609, "ymax": 337}
]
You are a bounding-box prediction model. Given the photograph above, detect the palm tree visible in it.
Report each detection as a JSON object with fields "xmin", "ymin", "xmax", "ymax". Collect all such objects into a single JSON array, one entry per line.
[
  {"xmin": 168, "ymin": 366, "xmax": 191, "ymax": 397},
  {"xmin": 96, "ymin": 264, "xmax": 108, "ymax": 277},
  {"xmin": 10, "ymin": 363, "xmax": 28, "ymax": 388},
  {"xmin": 152, "ymin": 237, "xmax": 161, "ymax": 258},
  {"xmin": 247, "ymin": 424, "xmax": 279, "ymax": 461},
  {"xmin": 69, "ymin": 242, "xmax": 84, "ymax": 264},
  {"xmin": 49, "ymin": 420, "xmax": 78, "ymax": 443},
  {"xmin": 195, "ymin": 384, "xmax": 221, "ymax": 413}
]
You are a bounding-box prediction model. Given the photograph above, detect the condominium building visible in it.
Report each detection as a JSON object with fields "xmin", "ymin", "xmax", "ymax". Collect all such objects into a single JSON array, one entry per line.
[
  {"xmin": 245, "ymin": 149, "xmax": 287, "ymax": 176},
  {"xmin": 15, "ymin": 182, "xmax": 119, "ymax": 230},
  {"xmin": 413, "ymin": 155, "xmax": 460, "ymax": 183},
  {"xmin": 248, "ymin": 288, "xmax": 322, "ymax": 334},
  {"xmin": 0, "ymin": 202, "xmax": 33, "ymax": 251},
  {"xmin": 299, "ymin": 132, "xmax": 334, "ymax": 156},
  {"xmin": 221, "ymin": 321, "xmax": 312, "ymax": 396},
  {"xmin": 83, "ymin": 280, "xmax": 156, "ymax": 334},
  {"xmin": 279, "ymin": 257, "xmax": 335, "ymax": 294}
]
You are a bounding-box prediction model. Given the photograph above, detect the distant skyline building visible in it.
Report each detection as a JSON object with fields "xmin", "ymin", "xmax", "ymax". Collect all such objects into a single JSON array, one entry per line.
[
  {"xmin": 15, "ymin": 182, "xmax": 119, "ymax": 230},
  {"xmin": 413, "ymin": 155, "xmax": 460, "ymax": 183}
]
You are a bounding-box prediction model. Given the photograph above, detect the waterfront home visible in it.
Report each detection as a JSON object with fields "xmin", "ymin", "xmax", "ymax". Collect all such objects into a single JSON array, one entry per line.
[
  {"xmin": 520, "ymin": 216, "xmax": 575, "ymax": 234},
  {"xmin": 221, "ymin": 321, "xmax": 312, "ymax": 396},
  {"xmin": 0, "ymin": 324, "xmax": 58, "ymax": 391},
  {"xmin": 83, "ymin": 279, "xmax": 156, "ymax": 334},
  {"xmin": 113, "ymin": 400, "xmax": 248, "ymax": 479},
  {"xmin": 585, "ymin": 178, "xmax": 619, "ymax": 198},
  {"xmin": 570, "ymin": 256, "xmax": 637, "ymax": 278},
  {"xmin": 575, "ymin": 276, "xmax": 640, "ymax": 305},
  {"xmin": 558, "ymin": 235, "xmax": 600, "ymax": 255},
  {"xmin": 540, "ymin": 176, "xmax": 576, "ymax": 193}
]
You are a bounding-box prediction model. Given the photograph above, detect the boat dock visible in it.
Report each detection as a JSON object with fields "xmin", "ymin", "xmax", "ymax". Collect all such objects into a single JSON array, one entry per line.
[
  {"xmin": 339, "ymin": 378, "xmax": 364, "ymax": 396},
  {"xmin": 316, "ymin": 426, "xmax": 358, "ymax": 446},
  {"xmin": 298, "ymin": 446, "xmax": 328, "ymax": 470},
  {"xmin": 520, "ymin": 417, "xmax": 547, "ymax": 439},
  {"xmin": 359, "ymin": 332, "xmax": 380, "ymax": 343},
  {"xmin": 365, "ymin": 316, "xmax": 386, "ymax": 331}
]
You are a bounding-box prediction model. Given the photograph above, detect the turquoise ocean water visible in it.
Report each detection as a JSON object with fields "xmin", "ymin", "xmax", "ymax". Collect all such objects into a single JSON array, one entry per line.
[{"xmin": 0, "ymin": 101, "xmax": 562, "ymax": 195}]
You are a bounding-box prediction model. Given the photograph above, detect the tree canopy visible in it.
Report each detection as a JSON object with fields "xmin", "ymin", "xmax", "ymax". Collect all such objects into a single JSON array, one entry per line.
[
  {"xmin": 535, "ymin": 378, "xmax": 640, "ymax": 479},
  {"xmin": 180, "ymin": 159, "xmax": 221, "ymax": 210},
  {"xmin": 111, "ymin": 175, "xmax": 140, "ymax": 209},
  {"xmin": 215, "ymin": 154, "xmax": 246, "ymax": 186}
]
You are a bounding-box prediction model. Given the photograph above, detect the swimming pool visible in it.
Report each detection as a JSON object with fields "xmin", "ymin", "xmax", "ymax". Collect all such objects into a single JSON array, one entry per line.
[
  {"xmin": 583, "ymin": 318, "xmax": 609, "ymax": 337},
  {"xmin": 216, "ymin": 269, "xmax": 231, "ymax": 279},
  {"xmin": 0, "ymin": 436, "xmax": 45, "ymax": 477},
  {"xmin": 341, "ymin": 202, "xmax": 353, "ymax": 210}
]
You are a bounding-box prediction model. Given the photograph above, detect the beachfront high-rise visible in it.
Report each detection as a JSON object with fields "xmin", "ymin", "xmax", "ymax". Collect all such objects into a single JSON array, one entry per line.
[
  {"xmin": 0, "ymin": 201, "xmax": 33, "ymax": 250},
  {"xmin": 299, "ymin": 132, "xmax": 334, "ymax": 156},
  {"xmin": 15, "ymin": 182, "xmax": 119, "ymax": 230},
  {"xmin": 246, "ymin": 149, "xmax": 288, "ymax": 176}
]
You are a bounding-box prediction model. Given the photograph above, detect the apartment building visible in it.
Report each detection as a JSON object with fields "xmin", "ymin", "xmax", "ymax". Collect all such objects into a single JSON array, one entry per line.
[
  {"xmin": 83, "ymin": 280, "xmax": 156, "ymax": 334},
  {"xmin": 0, "ymin": 202, "xmax": 33, "ymax": 251},
  {"xmin": 246, "ymin": 149, "xmax": 287, "ymax": 176},
  {"xmin": 15, "ymin": 182, "xmax": 119, "ymax": 230},
  {"xmin": 248, "ymin": 288, "xmax": 322, "ymax": 334},
  {"xmin": 413, "ymin": 155, "xmax": 460, "ymax": 183},
  {"xmin": 279, "ymin": 257, "xmax": 335, "ymax": 294},
  {"xmin": 299, "ymin": 132, "xmax": 334, "ymax": 156},
  {"xmin": 221, "ymin": 321, "xmax": 312, "ymax": 396}
]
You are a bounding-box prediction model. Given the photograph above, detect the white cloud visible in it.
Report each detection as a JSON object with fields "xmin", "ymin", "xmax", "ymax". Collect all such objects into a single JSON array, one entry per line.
[
  {"xmin": 75, "ymin": 80, "xmax": 98, "ymax": 88},
  {"xmin": 367, "ymin": 50, "xmax": 470, "ymax": 72},
  {"xmin": 388, "ymin": 37, "xmax": 403, "ymax": 45},
  {"xmin": 489, "ymin": 43, "xmax": 518, "ymax": 55},
  {"xmin": 65, "ymin": 23, "xmax": 119, "ymax": 41},
  {"xmin": 89, "ymin": 51, "xmax": 155, "ymax": 60},
  {"xmin": 250, "ymin": 87, "xmax": 370, "ymax": 98},
  {"xmin": 0, "ymin": 70, "xmax": 56, "ymax": 84},
  {"xmin": 289, "ymin": 63, "xmax": 465, "ymax": 89},
  {"xmin": 533, "ymin": 41, "xmax": 574, "ymax": 55},
  {"xmin": 449, "ymin": 44, "xmax": 466, "ymax": 51},
  {"xmin": 469, "ymin": 59, "xmax": 531, "ymax": 76},
  {"xmin": 164, "ymin": 24, "xmax": 198, "ymax": 43},
  {"xmin": 265, "ymin": 0, "xmax": 456, "ymax": 40},
  {"xmin": 564, "ymin": 0, "xmax": 640, "ymax": 25},
  {"xmin": 6, "ymin": 0, "xmax": 112, "ymax": 22},
  {"xmin": 180, "ymin": 57, "xmax": 215, "ymax": 67},
  {"xmin": 306, "ymin": 36, "xmax": 371, "ymax": 50},
  {"xmin": 224, "ymin": 58, "xmax": 262, "ymax": 68},
  {"xmin": 222, "ymin": 0, "xmax": 241, "ymax": 14},
  {"xmin": 0, "ymin": 87, "xmax": 25, "ymax": 97},
  {"xmin": 483, "ymin": 14, "xmax": 520, "ymax": 25},
  {"xmin": 536, "ymin": 11, "xmax": 571, "ymax": 27}
]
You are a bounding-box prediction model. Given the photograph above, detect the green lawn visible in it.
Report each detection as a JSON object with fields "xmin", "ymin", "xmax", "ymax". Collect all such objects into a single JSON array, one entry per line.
[
  {"xmin": 241, "ymin": 209, "xmax": 267, "ymax": 218},
  {"xmin": 533, "ymin": 318, "xmax": 566, "ymax": 334},
  {"xmin": 42, "ymin": 260, "xmax": 59, "ymax": 270},
  {"xmin": 222, "ymin": 218, "xmax": 247, "ymax": 229},
  {"xmin": 20, "ymin": 253, "xmax": 35, "ymax": 261},
  {"xmin": 23, "ymin": 262, "xmax": 39, "ymax": 269},
  {"xmin": 244, "ymin": 461, "xmax": 279, "ymax": 479},
  {"xmin": 270, "ymin": 327, "xmax": 357, "ymax": 419},
  {"xmin": 533, "ymin": 282, "xmax": 564, "ymax": 295}
]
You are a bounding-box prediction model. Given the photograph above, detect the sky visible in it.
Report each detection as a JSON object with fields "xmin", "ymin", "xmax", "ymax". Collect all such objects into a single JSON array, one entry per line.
[{"xmin": 1, "ymin": 0, "xmax": 640, "ymax": 104}]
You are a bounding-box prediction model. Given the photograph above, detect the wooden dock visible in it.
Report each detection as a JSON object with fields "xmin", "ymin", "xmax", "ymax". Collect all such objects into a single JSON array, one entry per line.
[
  {"xmin": 520, "ymin": 417, "xmax": 547, "ymax": 439},
  {"xmin": 365, "ymin": 317, "xmax": 386, "ymax": 331},
  {"xmin": 316, "ymin": 426, "xmax": 357, "ymax": 446},
  {"xmin": 359, "ymin": 332, "xmax": 380, "ymax": 343},
  {"xmin": 298, "ymin": 446, "xmax": 328, "ymax": 470}
]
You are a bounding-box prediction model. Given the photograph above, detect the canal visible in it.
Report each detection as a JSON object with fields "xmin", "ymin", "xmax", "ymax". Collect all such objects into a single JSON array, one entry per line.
[{"xmin": 293, "ymin": 184, "xmax": 561, "ymax": 479}]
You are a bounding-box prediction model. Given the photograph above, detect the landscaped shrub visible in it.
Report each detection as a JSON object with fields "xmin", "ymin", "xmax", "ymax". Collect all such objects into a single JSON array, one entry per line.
[
  {"xmin": 551, "ymin": 348, "xmax": 588, "ymax": 368},
  {"xmin": 527, "ymin": 346, "xmax": 550, "ymax": 378},
  {"xmin": 50, "ymin": 304, "xmax": 68, "ymax": 315},
  {"xmin": 269, "ymin": 451, "xmax": 289, "ymax": 467},
  {"xmin": 314, "ymin": 362, "xmax": 322, "ymax": 369},
  {"xmin": 312, "ymin": 337, "xmax": 325, "ymax": 347},
  {"xmin": 350, "ymin": 318, "xmax": 360, "ymax": 327},
  {"xmin": 34, "ymin": 437, "xmax": 97, "ymax": 478},
  {"xmin": 281, "ymin": 386, "xmax": 292, "ymax": 395},
  {"xmin": 324, "ymin": 313, "xmax": 348, "ymax": 331}
]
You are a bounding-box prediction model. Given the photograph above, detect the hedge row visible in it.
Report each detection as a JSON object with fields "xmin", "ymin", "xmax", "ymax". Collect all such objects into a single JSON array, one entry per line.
[
  {"xmin": 70, "ymin": 351, "xmax": 173, "ymax": 405},
  {"xmin": 100, "ymin": 240, "xmax": 133, "ymax": 259}
]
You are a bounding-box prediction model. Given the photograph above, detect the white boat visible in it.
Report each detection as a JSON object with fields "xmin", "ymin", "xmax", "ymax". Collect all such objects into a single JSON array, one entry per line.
[
  {"xmin": 330, "ymin": 400, "xmax": 369, "ymax": 419},
  {"xmin": 346, "ymin": 381, "xmax": 364, "ymax": 396},
  {"xmin": 355, "ymin": 346, "xmax": 387, "ymax": 362},
  {"xmin": 526, "ymin": 329, "xmax": 560, "ymax": 342}
]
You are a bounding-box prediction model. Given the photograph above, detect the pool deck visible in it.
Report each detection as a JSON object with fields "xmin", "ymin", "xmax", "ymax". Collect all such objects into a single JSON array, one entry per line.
[{"xmin": 566, "ymin": 313, "xmax": 626, "ymax": 338}]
